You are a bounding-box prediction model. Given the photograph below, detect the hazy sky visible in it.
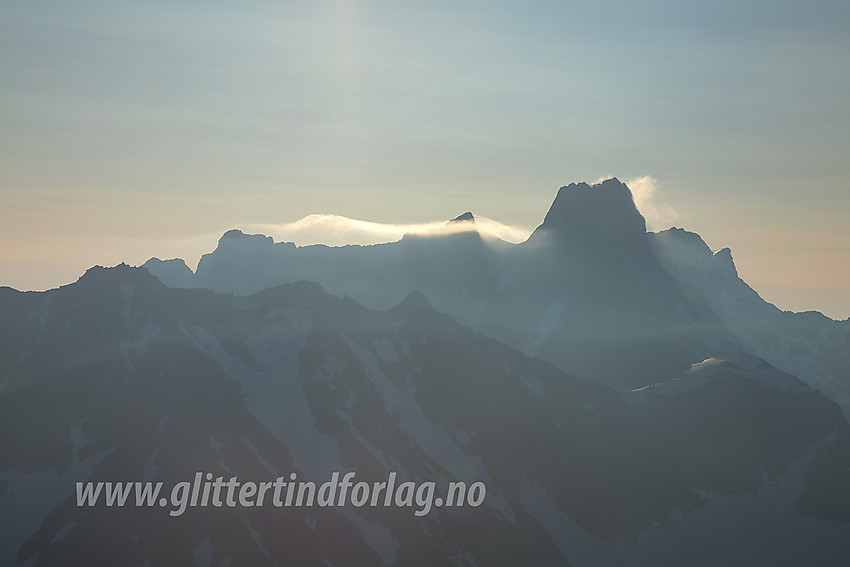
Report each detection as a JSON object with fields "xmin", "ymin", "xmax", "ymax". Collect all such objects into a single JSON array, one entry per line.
[{"xmin": 2, "ymin": 1, "xmax": 849, "ymax": 319}]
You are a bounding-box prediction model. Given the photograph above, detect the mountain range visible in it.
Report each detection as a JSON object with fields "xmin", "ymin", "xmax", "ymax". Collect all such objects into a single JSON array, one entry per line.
[
  {"xmin": 146, "ymin": 179, "xmax": 850, "ymax": 404},
  {"xmin": 2, "ymin": 178, "xmax": 849, "ymax": 566}
]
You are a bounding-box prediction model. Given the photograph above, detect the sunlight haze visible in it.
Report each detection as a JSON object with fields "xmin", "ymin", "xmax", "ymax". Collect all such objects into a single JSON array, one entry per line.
[{"xmin": 1, "ymin": 0, "xmax": 848, "ymax": 318}]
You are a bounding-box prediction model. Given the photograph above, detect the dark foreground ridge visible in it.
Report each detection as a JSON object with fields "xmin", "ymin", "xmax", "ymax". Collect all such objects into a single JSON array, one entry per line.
[{"xmin": 1, "ymin": 264, "xmax": 850, "ymax": 566}]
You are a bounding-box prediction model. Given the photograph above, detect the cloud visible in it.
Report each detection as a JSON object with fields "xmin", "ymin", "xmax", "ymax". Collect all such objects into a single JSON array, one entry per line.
[
  {"xmin": 474, "ymin": 217, "xmax": 532, "ymax": 243},
  {"xmin": 624, "ymin": 175, "xmax": 679, "ymax": 229},
  {"xmin": 246, "ymin": 214, "xmax": 531, "ymax": 247}
]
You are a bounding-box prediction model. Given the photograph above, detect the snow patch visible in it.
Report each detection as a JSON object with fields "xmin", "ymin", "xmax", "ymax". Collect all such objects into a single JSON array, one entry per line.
[
  {"xmin": 520, "ymin": 375, "xmax": 544, "ymax": 399},
  {"xmin": 342, "ymin": 333, "xmax": 517, "ymax": 525},
  {"xmin": 241, "ymin": 437, "xmax": 278, "ymax": 476},
  {"xmin": 30, "ymin": 307, "xmax": 50, "ymax": 331},
  {"xmin": 208, "ymin": 434, "xmax": 223, "ymax": 452},
  {"xmin": 193, "ymin": 537, "xmax": 214, "ymax": 567},
  {"xmin": 448, "ymin": 551, "xmax": 480, "ymax": 567},
  {"xmin": 155, "ymin": 414, "xmax": 171, "ymax": 438},
  {"xmin": 523, "ymin": 295, "xmax": 568, "ymax": 357},
  {"xmin": 143, "ymin": 445, "xmax": 160, "ymax": 482},
  {"xmin": 638, "ymin": 355, "xmax": 811, "ymax": 395},
  {"xmin": 340, "ymin": 509, "xmax": 398, "ymax": 566},
  {"xmin": 342, "ymin": 333, "xmax": 491, "ymax": 483},
  {"xmin": 242, "ymin": 519, "xmax": 270, "ymax": 558},
  {"xmin": 372, "ymin": 338, "xmax": 400, "ymax": 363},
  {"xmin": 120, "ymin": 322, "xmax": 162, "ymax": 370},
  {"xmin": 0, "ymin": 339, "xmax": 43, "ymax": 392},
  {"xmin": 49, "ymin": 522, "xmax": 75, "ymax": 544},
  {"xmin": 312, "ymin": 353, "xmax": 345, "ymax": 390},
  {"xmin": 454, "ymin": 429, "xmax": 472, "ymax": 446},
  {"xmin": 120, "ymin": 283, "xmax": 137, "ymax": 327},
  {"xmin": 0, "ymin": 446, "xmax": 111, "ymax": 566},
  {"xmin": 70, "ymin": 420, "xmax": 91, "ymax": 457}
]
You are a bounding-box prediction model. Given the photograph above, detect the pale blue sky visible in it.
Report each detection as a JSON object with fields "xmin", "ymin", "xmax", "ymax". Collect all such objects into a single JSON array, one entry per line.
[{"xmin": 2, "ymin": 1, "xmax": 848, "ymax": 317}]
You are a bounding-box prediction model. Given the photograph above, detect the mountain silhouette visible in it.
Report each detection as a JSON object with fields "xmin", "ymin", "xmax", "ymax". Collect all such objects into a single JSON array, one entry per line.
[
  {"xmin": 2, "ymin": 264, "xmax": 849, "ymax": 565},
  {"xmin": 143, "ymin": 179, "xmax": 848, "ymax": 405},
  {"xmin": 6, "ymin": 179, "xmax": 846, "ymax": 564}
]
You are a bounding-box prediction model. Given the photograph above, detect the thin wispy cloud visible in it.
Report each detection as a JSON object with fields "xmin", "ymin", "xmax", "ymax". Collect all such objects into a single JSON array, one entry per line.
[
  {"xmin": 624, "ymin": 175, "xmax": 679, "ymax": 229},
  {"xmin": 246, "ymin": 214, "xmax": 531, "ymax": 247}
]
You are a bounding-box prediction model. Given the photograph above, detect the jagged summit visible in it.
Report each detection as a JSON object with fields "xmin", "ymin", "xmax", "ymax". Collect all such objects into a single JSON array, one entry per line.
[
  {"xmin": 448, "ymin": 211, "xmax": 475, "ymax": 224},
  {"xmin": 649, "ymin": 228, "xmax": 715, "ymax": 268},
  {"xmin": 142, "ymin": 257, "xmax": 194, "ymax": 288},
  {"xmin": 390, "ymin": 289, "xmax": 455, "ymax": 325},
  {"xmin": 712, "ymin": 247, "xmax": 739, "ymax": 278},
  {"xmin": 648, "ymin": 228, "xmax": 742, "ymax": 279},
  {"xmin": 655, "ymin": 227, "xmax": 711, "ymax": 249},
  {"xmin": 394, "ymin": 289, "xmax": 434, "ymax": 311},
  {"xmin": 71, "ymin": 264, "xmax": 167, "ymax": 299},
  {"xmin": 77, "ymin": 263, "xmax": 160, "ymax": 286},
  {"xmin": 538, "ymin": 177, "xmax": 645, "ymax": 236},
  {"xmin": 525, "ymin": 178, "xmax": 650, "ymax": 260},
  {"xmin": 218, "ymin": 228, "xmax": 274, "ymax": 246}
]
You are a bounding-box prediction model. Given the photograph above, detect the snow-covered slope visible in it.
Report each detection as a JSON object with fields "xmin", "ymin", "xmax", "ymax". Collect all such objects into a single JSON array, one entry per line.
[
  {"xmin": 649, "ymin": 227, "xmax": 850, "ymax": 414},
  {"xmin": 2, "ymin": 265, "xmax": 849, "ymax": 565}
]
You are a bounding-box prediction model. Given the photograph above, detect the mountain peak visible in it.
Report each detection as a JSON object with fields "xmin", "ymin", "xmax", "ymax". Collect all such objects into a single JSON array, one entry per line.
[
  {"xmin": 545, "ymin": 178, "xmax": 643, "ymax": 231},
  {"xmin": 648, "ymin": 228, "xmax": 715, "ymax": 270},
  {"xmin": 395, "ymin": 290, "xmax": 434, "ymax": 311},
  {"xmin": 142, "ymin": 257, "xmax": 195, "ymax": 288},
  {"xmin": 713, "ymin": 247, "xmax": 739, "ymax": 278},
  {"xmin": 528, "ymin": 178, "xmax": 647, "ymax": 251},
  {"xmin": 218, "ymin": 229, "xmax": 274, "ymax": 245},
  {"xmin": 221, "ymin": 228, "xmax": 244, "ymax": 239},
  {"xmin": 76, "ymin": 263, "xmax": 163, "ymax": 291},
  {"xmin": 448, "ymin": 211, "xmax": 475, "ymax": 224}
]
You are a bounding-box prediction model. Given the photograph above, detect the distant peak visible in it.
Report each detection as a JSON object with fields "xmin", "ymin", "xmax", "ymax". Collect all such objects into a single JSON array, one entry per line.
[
  {"xmin": 217, "ymin": 229, "xmax": 274, "ymax": 246},
  {"xmin": 142, "ymin": 257, "xmax": 195, "ymax": 288},
  {"xmin": 598, "ymin": 176, "xmax": 622, "ymax": 186},
  {"xmin": 393, "ymin": 290, "xmax": 435, "ymax": 312},
  {"xmin": 221, "ymin": 228, "xmax": 245, "ymax": 239},
  {"xmin": 651, "ymin": 227, "xmax": 713, "ymax": 255},
  {"xmin": 142, "ymin": 257, "xmax": 190, "ymax": 269},
  {"xmin": 529, "ymin": 178, "xmax": 647, "ymax": 247},
  {"xmin": 77, "ymin": 263, "xmax": 162, "ymax": 288},
  {"xmin": 448, "ymin": 212, "xmax": 475, "ymax": 224},
  {"xmin": 713, "ymin": 247, "xmax": 739, "ymax": 278}
]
